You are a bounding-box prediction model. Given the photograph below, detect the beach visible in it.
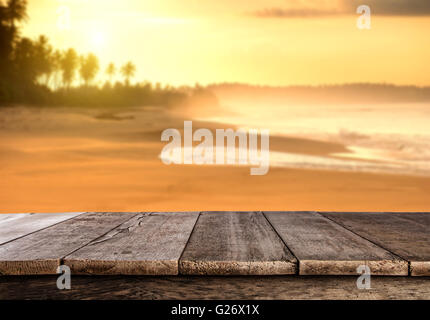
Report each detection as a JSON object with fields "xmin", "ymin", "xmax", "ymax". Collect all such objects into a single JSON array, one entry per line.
[{"xmin": 1, "ymin": 104, "xmax": 430, "ymax": 213}]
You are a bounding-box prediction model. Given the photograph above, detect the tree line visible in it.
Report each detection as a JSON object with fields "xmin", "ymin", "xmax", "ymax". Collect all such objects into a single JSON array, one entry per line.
[{"xmin": 0, "ymin": 0, "xmax": 204, "ymax": 107}]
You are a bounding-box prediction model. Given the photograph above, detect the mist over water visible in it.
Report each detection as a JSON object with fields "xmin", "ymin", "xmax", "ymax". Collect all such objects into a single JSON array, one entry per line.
[{"xmin": 197, "ymin": 101, "xmax": 430, "ymax": 176}]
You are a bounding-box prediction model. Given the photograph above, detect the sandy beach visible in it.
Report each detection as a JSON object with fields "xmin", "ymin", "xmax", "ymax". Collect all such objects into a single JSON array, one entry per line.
[{"xmin": 1, "ymin": 105, "xmax": 430, "ymax": 213}]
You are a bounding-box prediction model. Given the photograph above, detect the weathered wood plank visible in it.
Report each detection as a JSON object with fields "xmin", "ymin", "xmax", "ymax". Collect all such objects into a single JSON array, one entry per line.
[
  {"xmin": 2, "ymin": 275, "xmax": 430, "ymax": 300},
  {"xmin": 64, "ymin": 213, "xmax": 199, "ymax": 275},
  {"xmin": 0, "ymin": 214, "xmax": 17, "ymax": 222},
  {"xmin": 179, "ymin": 212, "xmax": 297, "ymax": 275},
  {"xmin": 265, "ymin": 212, "xmax": 408, "ymax": 276},
  {"xmin": 0, "ymin": 213, "xmax": 83, "ymax": 245},
  {"xmin": 321, "ymin": 212, "xmax": 430, "ymax": 276},
  {"xmin": 0, "ymin": 213, "xmax": 136, "ymax": 275},
  {"xmin": 392, "ymin": 212, "xmax": 430, "ymax": 226}
]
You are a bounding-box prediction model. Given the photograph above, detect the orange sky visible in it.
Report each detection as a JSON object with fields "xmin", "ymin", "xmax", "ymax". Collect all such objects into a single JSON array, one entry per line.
[{"xmin": 22, "ymin": 0, "xmax": 430, "ymax": 86}]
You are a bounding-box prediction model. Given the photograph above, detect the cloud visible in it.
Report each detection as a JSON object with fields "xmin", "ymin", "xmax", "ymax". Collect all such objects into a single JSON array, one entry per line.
[{"xmin": 252, "ymin": 0, "xmax": 430, "ymax": 18}]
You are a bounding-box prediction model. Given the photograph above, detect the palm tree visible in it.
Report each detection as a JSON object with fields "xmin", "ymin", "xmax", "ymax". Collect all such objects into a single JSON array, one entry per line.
[
  {"xmin": 106, "ymin": 62, "xmax": 116, "ymax": 83},
  {"xmin": 0, "ymin": 3, "xmax": 14, "ymax": 66},
  {"xmin": 60, "ymin": 48, "xmax": 78, "ymax": 88},
  {"xmin": 6, "ymin": 0, "xmax": 27, "ymax": 30},
  {"xmin": 50, "ymin": 49, "xmax": 62, "ymax": 89},
  {"xmin": 34, "ymin": 35, "xmax": 53, "ymax": 85},
  {"xmin": 0, "ymin": 4, "xmax": 7, "ymax": 23},
  {"xmin": 79, "ymin": 53, "xmax": 99, "ymax": 86},
  {"xmin": 120, "ymin": 61, "xmax": 136, "ymax": 86},
  {"xmin": 13, "ymin": 37, "xmax": 36, "ymax": 82}
]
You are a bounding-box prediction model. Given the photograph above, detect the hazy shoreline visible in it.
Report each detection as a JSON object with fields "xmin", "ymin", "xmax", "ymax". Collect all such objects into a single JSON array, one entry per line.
[{"xmin": 1, "ymin": 105, "xmax": 430, "ymax": 213}]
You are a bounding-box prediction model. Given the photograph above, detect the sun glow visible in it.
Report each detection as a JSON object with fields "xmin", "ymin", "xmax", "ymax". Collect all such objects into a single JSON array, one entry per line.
[
  {"xmin": 22, "ymin": 0, "xmax": 430, "ymax": 86},
  {"xmin": 89, "ymin": 30, "xmax": 107, "ymax": 50}
]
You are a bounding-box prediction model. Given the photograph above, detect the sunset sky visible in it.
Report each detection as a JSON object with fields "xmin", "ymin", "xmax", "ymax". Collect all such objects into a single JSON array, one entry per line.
[{"xmin": 22, "ymin": 0, "xmax": 430, "ymax": 86}]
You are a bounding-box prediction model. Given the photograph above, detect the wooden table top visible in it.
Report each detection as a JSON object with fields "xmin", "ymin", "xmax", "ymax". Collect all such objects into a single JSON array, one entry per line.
[{"xmin": 0, "ymin": 212, "xmax": 429, "ymax": 277}]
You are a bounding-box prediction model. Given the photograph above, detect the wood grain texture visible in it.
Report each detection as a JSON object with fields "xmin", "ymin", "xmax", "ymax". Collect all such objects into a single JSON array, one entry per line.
[
  {"xmin": 179, "ymin": 212, "xmax": 297, "ymax": 275},
  {"xmin": 64, "ymin": 213, "xmax": 199, "ymax": 275},
  {"xmin": 265, "ymin": 212, "xmax": 408, "ymax": 276},
  {"xmin": 0, "ymin": 213, "xmax": 83, "ymax": 245},
  {"xmin": 321, "ymin": 212, "xmax": 430, "ymax": 276},
  {"xmin": 0, "ymin": 213, "xmax": 136, "ymax": 275},
  {"xmin": 391, "ymin": 212, "xmax": 430, "ymax": 226},
  {"xmin": 1, "ymin": 275, "xmax": 430, "ymax": 300}
]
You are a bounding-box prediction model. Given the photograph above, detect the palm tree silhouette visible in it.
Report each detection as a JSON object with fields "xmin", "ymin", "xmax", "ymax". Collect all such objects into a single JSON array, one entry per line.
[
  {"xmin": 106, "ymin": 62, "xmax": 116, "ymax": 84},
  {"xmin": 6, "ymin": 0, "xmax": 27, "ymax": 31},
  {"xmin": 51, "ymin": 49, "xmax": 63, "ymax": 89},
  {"xmin": 60, "ymin": 48, "xmax": 78, "ymax": 88},
  {"xmin": 79, "ymin": 53, "xmax": 99, "ymax": 86},
  {"xmin": 121, "ymin": 61, "xmax": 136, "ymax": 86},
  {"xmin": 34, "ymin": 35, "xmax": 53, "ymax": 85}
]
